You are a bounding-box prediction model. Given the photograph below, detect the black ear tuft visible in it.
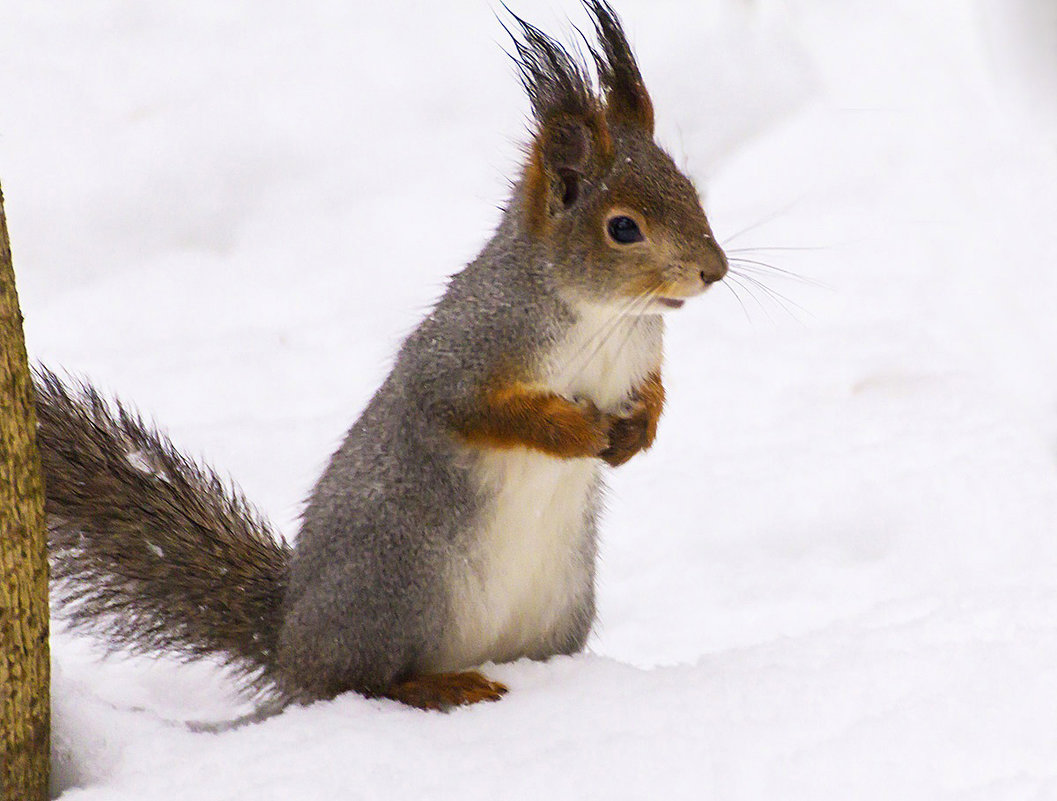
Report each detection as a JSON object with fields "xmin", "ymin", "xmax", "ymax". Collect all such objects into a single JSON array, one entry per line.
[
  {"xmin": 503, "ymin": 7, "xmax": 597, "ymax": 129},
  {"xmin": 583, "ymin": 0, "xmax": 654, "ymax": 134}
]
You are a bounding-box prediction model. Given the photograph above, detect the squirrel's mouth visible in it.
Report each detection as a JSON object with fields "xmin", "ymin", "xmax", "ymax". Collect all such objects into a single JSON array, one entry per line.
[{"xmin": 655, "ymin": 298, "xmax": 685, "ymax": 310}]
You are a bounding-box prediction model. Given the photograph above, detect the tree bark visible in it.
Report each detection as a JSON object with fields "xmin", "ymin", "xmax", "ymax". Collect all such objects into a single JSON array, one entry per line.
[{"xmin": 0, "ymin": 183, "xmax": 50, "ymax": 799}]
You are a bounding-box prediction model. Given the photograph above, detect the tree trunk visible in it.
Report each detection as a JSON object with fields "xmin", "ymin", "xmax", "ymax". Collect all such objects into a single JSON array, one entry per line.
[{"xmin": 0, "ymin": 183, "xmax": 50, "ymax": 799}]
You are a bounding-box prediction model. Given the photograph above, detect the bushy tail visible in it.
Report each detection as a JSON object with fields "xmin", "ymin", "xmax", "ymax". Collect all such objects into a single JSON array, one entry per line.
[{"xmin": 34, "ymin": 367, "xmax": 291, "ymax": 698}]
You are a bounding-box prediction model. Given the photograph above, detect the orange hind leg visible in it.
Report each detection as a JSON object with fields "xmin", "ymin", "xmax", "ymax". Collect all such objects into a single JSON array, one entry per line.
[{"xmin": 383, "ymin": 670, "xmax": 508, "ymax": 711}]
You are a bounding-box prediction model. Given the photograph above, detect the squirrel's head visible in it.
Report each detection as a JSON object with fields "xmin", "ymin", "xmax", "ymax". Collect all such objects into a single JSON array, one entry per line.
[{"xmin": 509, "ymin": 0, "xmax": 727, "ymax": 313}]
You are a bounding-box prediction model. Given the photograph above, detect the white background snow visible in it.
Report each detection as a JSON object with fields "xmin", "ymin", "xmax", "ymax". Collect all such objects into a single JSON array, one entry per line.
[{"xmin": 4, "ymin": 0, "xmax": 1057, "ymax": 797}]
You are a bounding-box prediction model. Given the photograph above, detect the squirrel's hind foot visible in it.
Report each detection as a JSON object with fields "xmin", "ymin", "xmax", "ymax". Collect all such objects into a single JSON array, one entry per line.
[{"xmin": 383, "ymin": 670, "xmax": 508, "ymax": 711}]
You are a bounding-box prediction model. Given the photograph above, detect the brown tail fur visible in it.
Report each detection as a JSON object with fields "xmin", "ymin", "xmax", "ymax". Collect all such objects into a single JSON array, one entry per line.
[{"xmin": 34, "ymin": 367, "xmax": 290, "ymax": 698}]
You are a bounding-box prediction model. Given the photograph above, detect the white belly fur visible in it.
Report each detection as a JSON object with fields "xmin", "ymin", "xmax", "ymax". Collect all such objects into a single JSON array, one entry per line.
[{"xmin": 436, "ymin": 308, "xmax": 663, "ymax": 672}]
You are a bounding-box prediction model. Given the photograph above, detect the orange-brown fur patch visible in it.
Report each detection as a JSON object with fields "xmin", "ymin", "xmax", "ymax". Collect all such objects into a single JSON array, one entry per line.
[
  {"xmin": 523, "ymin": 147, "xmax": 550, "ymax": 236},
  {"xmin": 383, "ymin": 670, "xmax": 508, "ymax": 711},
  {"xmin": 638, "ymin": 369, "xmax": 664, "ymax": 445},
  {"xmin": 455, "ymin": 382, "xmax": 609, "ymax": 459},
  {"xmin": 599, "ymin": 370, "xmax": 664, "ymax": 467},
  {"xmin": 586, "ymin": 113, "xmax": 614, "ymax": 164}
]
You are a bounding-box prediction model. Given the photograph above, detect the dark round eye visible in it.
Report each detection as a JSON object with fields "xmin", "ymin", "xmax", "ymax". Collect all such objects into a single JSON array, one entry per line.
[{"xmin": 607, "ymin": 215, "xmax": 644, "ymax": 244}]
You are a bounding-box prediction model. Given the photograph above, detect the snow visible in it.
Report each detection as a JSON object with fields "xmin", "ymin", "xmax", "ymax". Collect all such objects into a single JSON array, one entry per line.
[{"xmin": 4, "ymin": 0, "xmax": 1057, "ymax": 798}]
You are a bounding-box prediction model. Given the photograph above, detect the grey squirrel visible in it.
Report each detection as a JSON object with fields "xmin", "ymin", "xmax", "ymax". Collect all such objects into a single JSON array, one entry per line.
[{"xmin": 37, "ymin": 1, "xmax": 727, "ymax": 713}]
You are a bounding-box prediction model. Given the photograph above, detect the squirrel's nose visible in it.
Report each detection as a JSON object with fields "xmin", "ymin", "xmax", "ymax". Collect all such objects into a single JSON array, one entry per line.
[{"xmin": 698, "ymin": 241, "xmax": 728, "ymax": 285}]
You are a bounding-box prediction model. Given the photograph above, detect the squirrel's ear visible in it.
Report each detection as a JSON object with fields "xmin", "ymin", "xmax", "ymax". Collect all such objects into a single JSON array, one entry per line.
[
  {"xmin": 507, "ymin": 10, "xmax": 613, "ymax": 231},
  {"xmin": 536, "ymin": 113, "xmax": 608, "ymax": 201},
  {"xmin": 524, "ymin": 113, "xmax": 610, "ymax": 232},
  {"xmin": 585, "ymin": 0, "xmax": 654, "ymax": 135}
]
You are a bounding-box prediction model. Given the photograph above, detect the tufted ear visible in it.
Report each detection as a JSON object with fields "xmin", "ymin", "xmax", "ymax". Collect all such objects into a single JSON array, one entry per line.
[
  {"xmin": 584, "ymin": 0, "xmax": 654, "ymax": 135},
  {"xmin": 507, "ymin": 10, "xmax": 613, "ymax": 231}
]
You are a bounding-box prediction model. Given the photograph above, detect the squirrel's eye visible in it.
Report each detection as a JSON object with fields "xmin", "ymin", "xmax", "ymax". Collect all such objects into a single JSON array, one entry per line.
[{"xmin": 607, "ymin": 216, "xmax": 644, "ymax": 244}]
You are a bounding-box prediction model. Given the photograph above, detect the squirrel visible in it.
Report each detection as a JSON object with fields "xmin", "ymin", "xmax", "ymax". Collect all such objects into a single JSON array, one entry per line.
[{"xmin": 36, "ymin": 0, "xmax": 728, "ymax": 714}]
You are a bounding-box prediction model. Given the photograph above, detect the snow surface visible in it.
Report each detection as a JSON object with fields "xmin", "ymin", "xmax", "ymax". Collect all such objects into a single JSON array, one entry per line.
[{"xmin": 4, "ymin": 0, "xmax": 1057, "ymax": 798}]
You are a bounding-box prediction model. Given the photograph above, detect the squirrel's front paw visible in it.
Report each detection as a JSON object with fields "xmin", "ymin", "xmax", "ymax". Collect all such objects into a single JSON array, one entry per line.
[
  {"xmin": 599, "ymin": 399, "xmax": 651, "ymax": 467},
  {"xmin": 570, "ymin": 395, "xmax": 612, "ymax": 458}
]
